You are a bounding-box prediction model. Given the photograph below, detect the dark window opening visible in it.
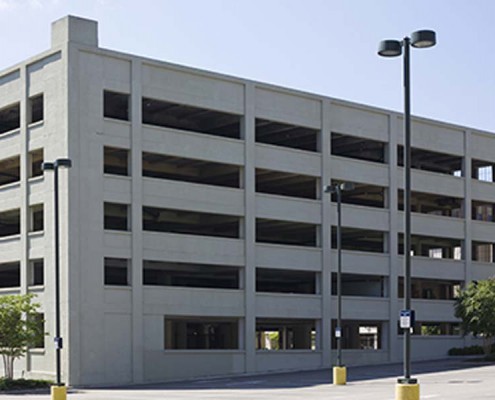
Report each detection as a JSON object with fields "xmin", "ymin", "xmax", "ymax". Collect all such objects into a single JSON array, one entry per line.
[
  {"xmin": 472, "ymin": 159, "xmax": 494, "ymax": 182},
  {"xmin": 0, "ymin": 208, "xmax": 20, "ymax": 237},
  {"xmin": 143, "ymin": 206, "xmax": 240, "ymax": 238},
  {"xmin": 29, "ymin": 94, "xmax": 43, "ymax": 124},
  {"xmin": 30, "ymin": 204, "xmax": 43, "ymax": 232},
  {"xmin": 256, "ymin": 218, "xmax": 318, "ymax": 247},
  {"xmin": 104, "ymin": 257, "xmax": 129, "ymax": 286},
  {"xmin": 256, "ymin": 169, "xmax": 317, "ymax": 199},
  {"xmin": 30, "ymin": 259, "xmax": 44, "ymax": 286},
  {"xmin": 0, "ymin": 102, "xmax": 20, "ymax": 135},
  {"xmin": 330, "ymin": 180, "xmax": 386, "ymax": 208},
  {"xmin": 143, "ymin": 152, "xmax": 241, "ymax": 188},
  {"xmin": 332, "ymin": 226, "xmax": 386, "ymax": 253},
  {"xmin": 0, "ymin": 156, "xmax": 20, "ymax": 186},
  {"xmin": 256, "ymin": 268, "xmax": 316, "ymax": 294},
  {"xmin": 472, "ymin": 201, "xmax": 494, "ymax": 222},
  {"xmin": 398, "ymin": 146, "xmax": 463, "ymax": 176},
  {"xmin": 398, "ymin": 277, "xmax": 461, "ymax": 300},
  {"xmin": 104, "ymin": 202, "xmax": 129, "ymax": 231},
  {"xmin": 104, "ymin": 91, "xmax": 129, "ymax": 121},
  {"xmin": 256, "ymin": 319, "xmax": 316, "ymax": 350},
  {"xmin": 472, "ymin": 241, "xmax": 495, "ymax": 263},
  {"xmin": 0, "ymin": 262, "xmax": 20, "ymax": 287},
  {"xmin": 142, "ymin": 98, "xmax": 241, "ymax": 139},
  {"xmin": 399, "ymin": 190, "xmax": 463, "ymax": 217},
  {"xmin": 255, "ymin": 119, "xmax": 319, "ymax": 152},
  {"xmin": 29, "ymin": 149, "xmax": 43, "ymax": 178},
  {"xmin": 331, "ymin": 132, "xmax": 386, "ymax": 163},
  {"xmin": 331, "ymin": 320, "xmax": 382, "ymax": 350},
  {"xmin": 144, "ymin": 260, "xmax": 239, "ymax": 289},
  {"xmin": 165, "ymin": 318, "xmax": 238, "ymax": 350},
  {"xmin": 104, "ymin": 146, "xmax": 129, "ymax": 176},
  {"xmin": 398, "ymin": 234, "xmax": 462, "ymax": 260},
  {"xmin": 399, "ymin": 321, "xmax": 461, "ymax": 336},
  {"xmin": 332, "ymin": 273, "xmax": 387, "ymax": 297}
]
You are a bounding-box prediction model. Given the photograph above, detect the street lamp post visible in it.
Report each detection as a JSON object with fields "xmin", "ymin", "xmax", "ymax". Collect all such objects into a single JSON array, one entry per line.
[
  {"xmin": 42, "ymin": 158, "xmax": 72, "ymax": 400},
  {"xmin": 324, "ymin": 181, "xmax": 355, "ymax": 385},
  {"xmin": 378, "ymin": 30, "xmax": 436, "ymax": 400}
]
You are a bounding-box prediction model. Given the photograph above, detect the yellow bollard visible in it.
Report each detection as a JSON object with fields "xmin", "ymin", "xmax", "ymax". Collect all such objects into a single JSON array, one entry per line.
[
  {"xmin": 333, "ymin": 366, "xmax": 347, "ymax": 385},
  {"xmin": 395, "ymin": 383, "xmax": 419, "ymax": 400},
  {"xmin": 51, "ymin": 385, "xmax": 67, "ymax": 400}
]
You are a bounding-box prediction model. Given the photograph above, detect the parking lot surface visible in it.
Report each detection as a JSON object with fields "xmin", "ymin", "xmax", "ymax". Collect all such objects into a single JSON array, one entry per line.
[{"xmin": 2, "ymin": 358, "xmax": 494, "ymax": 399}]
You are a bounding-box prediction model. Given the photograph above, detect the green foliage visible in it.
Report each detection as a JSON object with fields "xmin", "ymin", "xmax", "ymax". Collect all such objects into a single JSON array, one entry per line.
[
  {"xmin": 455, "ymin": 278, "xmax": 495, "ymax": 339},
  {"xmin": 0, "ymin": 294, "xmax": 45, "ymax": 379},
  {"xmin": 0, "ymin": 377, "xmax": 51, "ymax": 391},
  {"xmin": 448, "ymin": 345, "xmax": 485, "ymax": 356}
]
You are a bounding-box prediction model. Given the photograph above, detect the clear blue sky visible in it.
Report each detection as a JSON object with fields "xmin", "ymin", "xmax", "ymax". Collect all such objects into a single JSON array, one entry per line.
[{"xmin": 1, "ymin": 0, "xmax": 493, "ymax": 132}]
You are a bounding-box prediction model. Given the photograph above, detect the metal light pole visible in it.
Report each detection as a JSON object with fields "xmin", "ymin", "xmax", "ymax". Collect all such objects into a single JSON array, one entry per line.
[
  {"xmin": 324, "ymin": 181, "xmax": 354, "ymax": 385},
  {"xmin": 42, "ymin": 158, "xmax": 72, "ymax": 399},
  {"xmin": 378, "ymin": 30, "xmax": 436, "ymax": 400}
]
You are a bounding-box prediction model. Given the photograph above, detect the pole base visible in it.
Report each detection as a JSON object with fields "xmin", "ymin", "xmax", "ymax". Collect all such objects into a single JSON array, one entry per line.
[
  {"xmin": 396, "ymin": 382, "xmax": 419, "ymax": 400},
  {"xmin": 333, "ymin": 366, "xmax": 347, "ymax": 385},
  {"xmin": 51, "ymin": 385, "xmax": 67, "ymax": 400}
]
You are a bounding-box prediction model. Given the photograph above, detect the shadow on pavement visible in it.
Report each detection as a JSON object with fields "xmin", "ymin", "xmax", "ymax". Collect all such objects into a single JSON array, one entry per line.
[{"xmin": 90, "ymin": 358, "xmax": 492, "ymax": 392}]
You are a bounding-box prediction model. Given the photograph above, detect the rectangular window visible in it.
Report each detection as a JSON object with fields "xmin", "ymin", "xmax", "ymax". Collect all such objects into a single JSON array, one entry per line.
[
  {"xmin": 30, "ymin": 204, "xmax": 44, "ymax": 232},
  {"xmin": 104, "ymin": 91, "xmax": 129, "ymax": 121},
  {"xmin": 0, "ymin": 262, "xmax": 20, "ymax": 288},
  {"xmin": 0, "ymin": 208, "xmax": 20, "ymax": 237},
  {"xmin": 104, "ymin": 257, "xmax": 129, "ymax": 286},
  {"xmin": 104, "ymin": 147, "xmax": 129, "ymax": 176},
  {"xmin": 165, "ymin": 318, "xmax": 239, "ymax": 350},
  {"xmin": 256, "ymin": 319, "xmax": 316, "ymax": 350},
  {"xmin": 256, "ymin": 268, "xmax": 316, "ymax": 294},
  {"xmin": 143, "ymin": 206, "xmax": 240, "ymax": 239},
  {"xmin": 29, "ymin": 94, "xmax": 43, "ymax": 124},
  {"xmin": 143, "ymin": 260, "xmax": 239, "ymax": 289},
  {"xmin": 331, "ymin": 320, "xmax": 382, "ymax": 350},
  {"xmin": 104, "ymin": 202, "xmax": 129, "ymax": 231},
  {"xmin": 30, "ymin": 259, "xmax": 44, "ymax": 286},
  {"xmin": 29, "ymin": 149, "xmax": 44, "ymax": 178},
  {"xmin": 0, "ymin": 102, "xmax": 20, "ymax": 135},
  {"xmin": 0, "ymin": 155, "xmax": 20, "ymax": 187}
]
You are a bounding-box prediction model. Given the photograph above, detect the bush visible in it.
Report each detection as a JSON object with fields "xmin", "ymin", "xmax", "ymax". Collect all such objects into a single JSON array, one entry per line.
[
  {"xmin": 0, "ymin": 378, "xmax": 51, "ymax": 391},
  {"xmin": 448, "ymin": 345, "xmax": 485, "ymax": 356}
]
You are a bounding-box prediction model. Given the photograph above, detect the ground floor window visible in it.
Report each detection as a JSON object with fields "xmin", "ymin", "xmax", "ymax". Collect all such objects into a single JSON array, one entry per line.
[
  {"xmin": 332, "ymin": 320, "xmax": 383, "ymax": 350},
  {"xmin": 256, "ymin": 319, "xmax": 316, "ymax": 350},
  {"xmin": 164, "ymin": 317, "xmax": 239, "ymax": 350}
]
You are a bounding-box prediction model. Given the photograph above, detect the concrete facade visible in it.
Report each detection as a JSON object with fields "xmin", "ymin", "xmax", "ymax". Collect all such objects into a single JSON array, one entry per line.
[{"xmin": 0, "ymin": 16, "xmax": 493, "ymax": 386}]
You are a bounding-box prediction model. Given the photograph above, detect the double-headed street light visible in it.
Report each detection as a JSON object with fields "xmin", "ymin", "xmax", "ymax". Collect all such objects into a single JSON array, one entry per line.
[
  {"xmin": 378, "ymin": 30, "xmax": 436, "ymax": 400},
  {"xmin": 42, "ymin": 158, "xmax": 72, "ymax": 399},
  {"xmin": 324, "ymin": 181, "xmax": 355, "ymax": 385}
]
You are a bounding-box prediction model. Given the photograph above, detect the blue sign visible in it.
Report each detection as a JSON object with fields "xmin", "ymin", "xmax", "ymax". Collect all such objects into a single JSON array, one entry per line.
[{"xmin": 400, "ymin": 309, "xmax": 415, "ymax": 329}]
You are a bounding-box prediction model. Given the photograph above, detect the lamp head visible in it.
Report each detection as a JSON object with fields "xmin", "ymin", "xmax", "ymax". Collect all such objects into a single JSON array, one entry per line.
[
  {"xmin": 378, "ymin": 40, "xmax": 402, "ymax": 57},
  {"xmin": 340, "ymin": 182, "xmax": 355, "ymax": 192},
  {"xmin": 411, "ymin": 30, "xmax": 436, "ymax": 48},
  {"xmin": 41, "ymin": 162, "xmax": 55, "ymax": 171},
  {"xmin": 54, "ymin": 158, "xmax": 72, "ymax": 168}
]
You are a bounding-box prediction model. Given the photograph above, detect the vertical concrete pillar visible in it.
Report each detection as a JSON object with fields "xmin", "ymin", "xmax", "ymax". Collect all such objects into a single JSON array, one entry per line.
[
  {"xmin": 130, "ymin": 58, "xmax": 144, "ymax": 383},
  {"xmin": 321, "ymin": 99, "xmax": 333, "ymax": 366},
  {"xmin": 243, "ymin": 82, "xmax": 256, "ymax": 372},
  {"xmin": 388, "ymin": 114, "xmax": 400, "ymax": 362},
  {"xmin": 463, "ymin": 130, "xmax": 473, "ymax": 347}
]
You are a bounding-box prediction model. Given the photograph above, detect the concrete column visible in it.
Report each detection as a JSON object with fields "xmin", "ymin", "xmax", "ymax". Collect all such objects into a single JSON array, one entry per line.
[
  {"xmin": 243, "ymin": 82, "xmax": 256, "ymax": 372},
  {"xmin": 130, "ymin": 58, "xmax": 144, "ymax": 383},
  {"xmin": 321, "ymin": 99, "xmax": 332, "ymax": 365},
  {"xmin": 463, "ymin": 130, "xmax": 473, "ymax": 347},
  {"xmin": 388, "ymin": 114, "xmax": 400, "ymax": 362}
]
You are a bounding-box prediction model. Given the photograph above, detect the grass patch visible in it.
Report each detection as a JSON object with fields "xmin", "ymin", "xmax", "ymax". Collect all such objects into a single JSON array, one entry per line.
[{"xmin": 0, "ymin": 378, "xmax": 52, "ymax": 391}]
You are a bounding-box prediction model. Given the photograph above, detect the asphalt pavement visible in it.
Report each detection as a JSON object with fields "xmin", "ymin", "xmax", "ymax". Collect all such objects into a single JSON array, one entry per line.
[{"xmin": 2, "ymin": 358, "xmax": 494, "ymax": 399}]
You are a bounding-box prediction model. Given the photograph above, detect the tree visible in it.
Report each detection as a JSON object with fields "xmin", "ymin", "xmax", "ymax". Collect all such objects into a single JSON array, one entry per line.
[
  {"xmin": 455, "ymin": 278, "xmax": 495, "ymax": 354},
  {"xmin": 0, "ymin": 294, "xmax": 45, "ymax": 379}
]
